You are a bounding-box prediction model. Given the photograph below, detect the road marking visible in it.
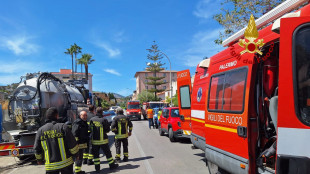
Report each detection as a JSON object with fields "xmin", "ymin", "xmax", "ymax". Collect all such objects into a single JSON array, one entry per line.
[{"xmin": 133, "ymin": 132, "xmax": 154, "ymax": 174}]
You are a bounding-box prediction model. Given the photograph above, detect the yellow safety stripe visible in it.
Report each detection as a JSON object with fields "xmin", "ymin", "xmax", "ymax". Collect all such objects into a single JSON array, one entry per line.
[
  {"xmin": 115, "ymin": 134, "xmax": 128, "ymax": 139},
  {"xmin": 69, "ymin": 145, "xmax": 79, "ymax": 155},
  {"xmin": 129, "ymin": 127, "xmax": 133, "ymax": 131},
  {"xmin": 205, "ymin": 124, "xmax": 237, "ymax": 133},
  {"xmin": 58, "ymin": 138, "xmax": 67, "ymax": 161},
  {"xmin": 88, "ymin": 154, "xmax": 94, "ymax": 160},
  {"xmin": 94, "ymin": 158, "xmax": 100, "ymax": 165},
  {"xmin": 78, "ymin": 143, "xmax": 87, "ymax": 149},
  {"xmin": 83, "ymin": 153, "xmax": 89, "ymax": 158},
  {"xmin": 35, "ymin": 154, "xmax": 43, "ymax": 160},
  {"xmin": 41, "ymin": 140, "xmax": 50, "ymax": 164},
  {"xmin": 191, "ymin": 118, "xmax": 205, "ymax": 123},
  {"xmin": 108, "ymin": 160, "xmax": 114, "ymax": 164},
  {"xmin": 45, "ymin": 157, "xmax": 73, "ymax": 170},
  {"xmin": 107, "ymin": 157, "xmax": 113, "ymax": 161},
  {"xmin": 115, "ymin": 154, "xmax": 121, "ymax": 157},
  {"xmin": 92, "ymin": 139, "xmax": 108, "ymax": 145},
  {"xmin": 112, "ymin": 128, "xmax": 116, "ymax": 131},
  {"xmin": 124, "ymin": 152, "xmax": 129, "ymax": 157},
  {"xmin": 100, "ymin": 127, "xmax": 104, "ymax": 141},
  {"xmin": 75, "ymin": 166, "xmax": 81, "ymax": 172},
  {"xmin": 118, "ymin": 121, "xmax": 122, "ymax": 137},
  {"xmin": 75, "ymin": 137, "xmax": 79, "ymax": 141}
]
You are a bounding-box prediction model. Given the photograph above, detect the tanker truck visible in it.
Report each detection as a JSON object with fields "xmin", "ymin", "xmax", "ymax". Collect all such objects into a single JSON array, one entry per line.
[{"xmin": 0, "ymin": 72, "xmax": 87, "ymax": 159}]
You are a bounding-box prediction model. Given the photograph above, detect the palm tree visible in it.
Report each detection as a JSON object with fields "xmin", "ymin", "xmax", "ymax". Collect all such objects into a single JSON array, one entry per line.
[
  {"xmin": 71, "ymin": 43, "xmax": 82, "ymax": 73},
  {"xmin": 64, "ymin": 47, "xmax": 74, "ymax": 79},
  {"xmin": 79, "ymin": 53, "xmax": 95, "ymax": 81},
  {"xmin": 77, "ymin": 57, "xmax": 84, "ymax": 78}
]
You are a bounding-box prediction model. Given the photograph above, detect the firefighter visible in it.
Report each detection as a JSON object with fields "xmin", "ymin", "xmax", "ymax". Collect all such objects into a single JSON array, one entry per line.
[
  {"xmin": 89, "ymin": 107, "xmax": 119, "ymax": 172},
  {"xmin": 34, "ymin": 107, "xmax": 79, "ymax": 174},
  {"xmin": 72, "ymin": 110, "xmax": 89, "ymax": 174},
  {"xmin": 147, "ymin": 107, "xmax": 154, "ymax": 129},
  {"xmin": 84, "ymin": 105, "xmax": 95, "ymax": 165},
  {"xmin": 111, "ymin": 108, "xmax": 133, "ymax": 163}
]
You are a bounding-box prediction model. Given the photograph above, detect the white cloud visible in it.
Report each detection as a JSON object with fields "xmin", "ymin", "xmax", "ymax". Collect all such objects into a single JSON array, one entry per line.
[
  {"xmin": 113, "ymin": 31, "xmax": 126, "ymax": 43},
  {"xmin": 96, "ymin": 42, "xmax": 121, "ymax": 57},
  {"xmin": 0, "ymin": 35, "xmax": 39, "ymax": 55},
  {"xmin": 180, "ymin": 28, "xmax": 224, "ymax": 67},
  {"xmin": 104, "ymin": 68, "xmax": 121, "ymax": 76},
  {"xmin": 193, "ymin": 0, "xmax": 221, "ymax": 19}
]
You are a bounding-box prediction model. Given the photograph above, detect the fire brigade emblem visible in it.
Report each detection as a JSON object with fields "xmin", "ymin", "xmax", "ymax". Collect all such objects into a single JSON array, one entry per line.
[
  {"xmin": 197, "ymin": 87, "xmax": 202, "ymax": 102},
  {"xmin": 239, "ymin": 14, "xmax": 264, "ymax": 55}
]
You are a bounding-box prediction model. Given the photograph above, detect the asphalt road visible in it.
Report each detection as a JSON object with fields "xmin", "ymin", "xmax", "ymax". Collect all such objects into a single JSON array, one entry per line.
[{"xmin": 0, "ymin": 120, "xmax": 209, "ymax": 174}]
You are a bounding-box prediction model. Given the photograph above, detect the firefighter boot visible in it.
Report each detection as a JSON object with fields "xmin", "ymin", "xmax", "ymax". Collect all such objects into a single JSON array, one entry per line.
[
  {"xmin": 115, "ymin": 154, "xmax": 121, "ymax": 163},
  {"xmin": 95, "ymin": 165, "xmax": 100, "ymax": 173},
  {"xmin": 123, "ymin": 156, "xmax": 128, "ymax": 162},
  {"xmin": 109, "ymin": 162, "xmax": 119, "ymax": 170}
]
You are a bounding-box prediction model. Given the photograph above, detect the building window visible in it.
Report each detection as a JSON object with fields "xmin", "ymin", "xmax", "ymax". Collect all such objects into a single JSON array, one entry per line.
[
  {"xmin": 145, "ymin": 80, "xmax": 148, "ymax": 83},
  {"xmin": 173, "ymin": 73, "xmax": 175, "ymax": 77},
  {"xmin": 208, "ymin": 68, "xmax": 247, "ymax": 113},
  {"xmin": 163, "ymin": 86, "xmax": 166, "ymax": 90},
  {"xmin": 163, "ymin": 73, "xmax": 166, "ymax": 77},
  {"xmin": 153, "ymin": 73, "xmax": 156, "ymax": 77},
  {"xmin": 163, "ymin": 80, "xmax": 166, "ymax": 83},
  {"xmin": 62, "ymin": 76, "xmax": 70, "ymax": 79},
  {"xmin": 145, "ymin": 73, "xmax": 148, "ymax": 77},
  {"xmin": 146, "ymin": 86, "xmax": 148, "ymax": 90}
]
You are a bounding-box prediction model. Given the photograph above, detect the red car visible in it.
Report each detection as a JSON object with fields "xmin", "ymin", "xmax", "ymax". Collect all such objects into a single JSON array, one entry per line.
[{"xmin": 159, "ymin": 107, "xmax": 188, "ymax": 142}]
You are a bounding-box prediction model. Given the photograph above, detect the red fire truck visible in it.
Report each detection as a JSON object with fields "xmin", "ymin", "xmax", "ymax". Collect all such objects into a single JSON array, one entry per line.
[
  {"xmin": 126, "ymin": 100, "xmax": 142, "ymax": 120},
  {"xmin": 177, "ymin": 1, "xmax": 310, "ymax": 173}
]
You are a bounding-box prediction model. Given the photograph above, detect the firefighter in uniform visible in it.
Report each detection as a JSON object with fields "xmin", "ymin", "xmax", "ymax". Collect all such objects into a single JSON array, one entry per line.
[
  {"xmin": 147, "ymin": 107, "xmax": 154, "ymax": 129},
  {"xmin": 34, "ymin": 107, "xmax": 79, "ymax": 174},
  {"xmin": 84, "ymin": 105, "xmax": 95, "ymax": 165},
  {"xmin": 111, "ymin": 108, "xmax": 133, "ymax": 163},
  {"xmin": 89, "ymin": 107, "xmax": 119, "ymax": 172},
  {"xmin": 72, "ymin": 110, "xmax": 89, "ymax": 174}
]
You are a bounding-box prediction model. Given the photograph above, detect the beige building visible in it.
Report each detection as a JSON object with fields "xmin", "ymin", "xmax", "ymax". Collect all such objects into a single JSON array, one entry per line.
[
  {"xmin": 51, "ymin": 69, "xmax": 93, "ymax": 92},
  {"xmin": 134, "ymin": 70, "xmax": 178, "ymax": 98}
]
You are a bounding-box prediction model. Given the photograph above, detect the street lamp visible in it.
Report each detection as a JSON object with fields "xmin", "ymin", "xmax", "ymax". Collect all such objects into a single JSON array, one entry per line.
[{"xmin": 159, "ymin": 51, "xmax": 173, "ymax": 107}]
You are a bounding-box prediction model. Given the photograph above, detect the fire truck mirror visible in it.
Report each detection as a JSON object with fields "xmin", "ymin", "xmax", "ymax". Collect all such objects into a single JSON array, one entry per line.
[
  {"xmin": 180, "ymin": 115, "xmax": 184, "ymax": 121},
  {"xmin": 237, "ymin": 126, "xmax": 247, "ymax": 138}
]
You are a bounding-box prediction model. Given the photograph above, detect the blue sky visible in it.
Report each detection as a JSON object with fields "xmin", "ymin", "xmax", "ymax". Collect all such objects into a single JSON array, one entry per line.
[{"xmin": 0, "ymin": 0, "xmax": 225, "ymax": 96}]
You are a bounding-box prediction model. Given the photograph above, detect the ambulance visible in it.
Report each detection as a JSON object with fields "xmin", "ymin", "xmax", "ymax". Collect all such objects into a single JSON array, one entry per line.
[{"xmin": 177, "ymin": 0, "xmax": 310, "ymax": 173}]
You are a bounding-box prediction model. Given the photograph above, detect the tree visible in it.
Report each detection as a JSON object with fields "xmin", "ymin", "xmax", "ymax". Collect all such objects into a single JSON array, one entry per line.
[
  {"xmin": 79, "ymin": 53, "xmax": 95, "ymax": 81},
  {"xmin": 71, "ymin": 43, "xmax": 82, "ymax": 73},
  {"xmin": 77, "ymin": 57, "xmax": 84, "ymax": 78},
  {"xmin": 64, "ymin": 47, "xmax": 74, "ymax": 79},
  {"xmin": 213, "ymin": 0, "xmax": 285, "ymax": 44},
  {"xmin": 138, "ymin": 90, "xmax": 156, "ymax": 104},
  {"xmin": 165, "ymin": 93, "xmax": 178, "ymax": 107},
  {"xmin": 145, "ymin": 41, "xmax": 167, "ymax": 101}
]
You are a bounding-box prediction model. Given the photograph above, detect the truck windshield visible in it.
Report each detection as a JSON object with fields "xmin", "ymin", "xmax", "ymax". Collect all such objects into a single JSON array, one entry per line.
[
  {"xmin": 295, "ymin": 25, "xmax": 310, "ymax": 126},
  {"xmin": 128, "ymin": 104, "xmax": 140, "ymax": 109},
  {"xmin": 150, "ymin": 103, "xmax": 162, "ymax": 109},
  {"xmin": 171, "ymin": 109, "xmax": 180, "ymax": 117}
]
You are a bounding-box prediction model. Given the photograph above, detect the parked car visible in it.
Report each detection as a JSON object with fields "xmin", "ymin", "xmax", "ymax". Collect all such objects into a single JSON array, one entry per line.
[
  {"xmin": 159, "ymin": 107, "xmax": 188, "ymax": 142},
  {"xmin": 109, "ymin": 106, "xmax": 121, "ymax": 112},
  {"xmin": 103, "ymin": 110, "xmax": 117, "ymax": 124}
]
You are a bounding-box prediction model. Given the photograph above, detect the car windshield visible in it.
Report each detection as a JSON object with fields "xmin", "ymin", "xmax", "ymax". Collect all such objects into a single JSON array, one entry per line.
[
  {"xmin": 171, "ymin": 109, "xmax": 180, "ymax": 117},
  {"xmin": 103, "ymin": 111, "xmax": 116, "ymax": 116},
  {"xmin": 128, "ymin": 104, "xmax": 139, "ymax": 109},
  {"xmin": 112, "ymin": 106, "xmax": 118, "ymax": 109}
]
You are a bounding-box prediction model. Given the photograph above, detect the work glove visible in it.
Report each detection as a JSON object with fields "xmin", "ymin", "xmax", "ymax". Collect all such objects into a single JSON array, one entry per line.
[{"xmin": 128, "ymin": 132, "xmax": 132, "ymax": 136}]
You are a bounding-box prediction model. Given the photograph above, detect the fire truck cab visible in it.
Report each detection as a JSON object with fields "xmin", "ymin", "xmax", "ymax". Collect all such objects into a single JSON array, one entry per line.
[{"xmin": 177, "ymin": 1, "xmax": 310, "ymax": 173}]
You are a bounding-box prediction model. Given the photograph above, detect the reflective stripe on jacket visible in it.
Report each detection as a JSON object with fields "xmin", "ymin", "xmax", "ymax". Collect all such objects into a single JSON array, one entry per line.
[
  {"xmin": 147, "ymin": 109, "xmax": 153, "ymax": 119},
  {"xmin": 111, "ymin": 115, "xmax": 133, "ymax": 139},
  {"xmin": 89, "ymin": 115, "xmax": 110, "ymax": 145},
  {"xmin": 34, "ymin": 121, "xmax": 78, "ymax": 171}
]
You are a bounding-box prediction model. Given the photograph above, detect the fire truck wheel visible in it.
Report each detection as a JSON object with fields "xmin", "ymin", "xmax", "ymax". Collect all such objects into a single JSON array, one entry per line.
[
  {"xmin": 168, "ymin": 128, "xmax": 176, "ymax": 142},
  {"xmin": 159, "ymin": 125, "xmax": 164, "ymax": 136}
]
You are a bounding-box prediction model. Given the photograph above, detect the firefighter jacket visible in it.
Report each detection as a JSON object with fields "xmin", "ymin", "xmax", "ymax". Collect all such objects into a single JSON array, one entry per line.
[
  {"xmin": 34, "ymin": 120, "xmax": 79, "ymax": 171},
  {"xmin": 111, "ymin": 115, "xmax": 133, "ymax": 139},
  {"xmin": 147, "ymin": 109, "xmax": 153, "ymax": 119},
  {"xmin": 89, "ymin": 114, "xmax": 110, "ymax": 145},
  {"xmin": 72, "ymin": 118, "xmax": 89, "ymax": 149}
]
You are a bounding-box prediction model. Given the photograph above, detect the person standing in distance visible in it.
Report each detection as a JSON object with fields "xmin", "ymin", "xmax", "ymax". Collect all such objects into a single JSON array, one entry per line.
[
  {"xmin": 89, "ymin": 107, "xmax": 119, "ymax": 173},
  {"xmin": 84, "ymin": 105, "xmax": 95, "ymax": 165},
  {"xmin": 111, "ymin": 108, "xmax": 133, "ymax": 163},
  {"xmin": 147, "ymin": 106, "xmax": 154, "ymax": 129},
  {"xmin": 34, "ymin": 107, "xmax": 79, "ymax": 174},
  {"xmin": 72, "ymin": 111, "xmax": 89, "ymax": 174}
]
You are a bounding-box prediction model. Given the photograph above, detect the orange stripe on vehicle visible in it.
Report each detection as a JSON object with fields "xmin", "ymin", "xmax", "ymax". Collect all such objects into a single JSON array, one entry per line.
[
  {"xmin": 0, "ymin": 146, "xmax": 4, "ymax": 150},
  {"xmin": 191, "ymin": 118, "xmax": 205, "ymax": 123},
  {"xmin": 184, "ymin": 117, "xmax": 190, "ymax": 120},
  {"xmin": 205, "ymin": 124, "xmax": 237, "ymax": 133}
]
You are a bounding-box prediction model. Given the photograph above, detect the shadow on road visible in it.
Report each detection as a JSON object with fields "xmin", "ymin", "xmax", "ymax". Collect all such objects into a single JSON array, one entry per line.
[
  {"xmin": 87, "ymin": 164, "xmax": 140, "ymax": 174},
  {"xmin": 129, "ymin": 156, "xmax": 154, "ymax": 162},
  {"xmin": 193, "ymin": 153, "xmax": 206, "ymax": 163}
]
